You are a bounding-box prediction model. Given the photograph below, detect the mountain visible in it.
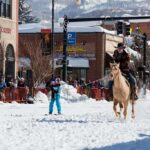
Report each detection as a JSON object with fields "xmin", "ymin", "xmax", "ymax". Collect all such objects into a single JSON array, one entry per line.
[{"xmin": 28, "ymin": 0, "xmax": 150, "ymax": 22}]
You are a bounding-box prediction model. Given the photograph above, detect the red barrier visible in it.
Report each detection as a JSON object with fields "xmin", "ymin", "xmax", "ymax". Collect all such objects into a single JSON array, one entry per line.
[
  {"xmin": 90, "ymin": 88, "xmax": 102, "ymax": 100},
  {"xmin": 103, "ymin": 88, "xmax": 112, "ymax": 101},
  {"xmin": 4, "ymin": 87, "xmax": 28, "ymax": 103},
  {"xmin": 78, "ymin": 87, "xmax": 88, "ymax": 95},
  {"xmin": 17, "ymin": 87, "xmax": 29, "ymax": 103}
]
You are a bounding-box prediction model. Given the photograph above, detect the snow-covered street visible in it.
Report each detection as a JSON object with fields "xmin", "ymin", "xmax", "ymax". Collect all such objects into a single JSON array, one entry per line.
[
  {"xmin": 0, "ymin": 84, "xmax": 150, "ymax": 150},
  {"xmin": 0, "ymin": 100, "xmax": 149, "ymax": 150}
]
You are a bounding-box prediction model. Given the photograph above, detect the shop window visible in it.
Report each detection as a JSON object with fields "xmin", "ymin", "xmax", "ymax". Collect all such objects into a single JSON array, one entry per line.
[{"xmin": 80, "ymin": 69, "xmax": 87, "ymax": 81}]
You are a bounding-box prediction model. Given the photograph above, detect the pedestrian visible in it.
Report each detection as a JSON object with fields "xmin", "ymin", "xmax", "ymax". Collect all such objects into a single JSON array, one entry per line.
[
  {"xmin": 8, "ymin": 78, "xmax": 17, "ymax": 100},
  {"xmin": 0, "ymin": 78, "xmax": 7, "ymax": 101},
  {"xmin": 49, "ymin": 78, "xmax": 61, "ymax": 115},
  {"xmin": 18, "ymin": 77, "xmax": 26, "ymax": 87}
]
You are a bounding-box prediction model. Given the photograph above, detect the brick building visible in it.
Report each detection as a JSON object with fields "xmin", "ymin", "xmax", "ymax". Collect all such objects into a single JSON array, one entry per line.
[
  {"xmin": 19, "ymin": 23, "xmax": 123, "ymax": 82},
  {"xmin": 102, "ymin": 20, "xmax": 150, "ymax": 40},
  {"xmin": 0, "ymin": 0, "xmax": 18, "ymax": 83}
]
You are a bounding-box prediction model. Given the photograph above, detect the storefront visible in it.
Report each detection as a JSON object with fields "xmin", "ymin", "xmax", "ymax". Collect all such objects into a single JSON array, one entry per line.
[
  {"xmin": 19, "ymin": 22, "xmax": 123, "ymax": 82},
  {"xmin": 54, "ymin": 57, "xmax": 89, "ymax": 82}
]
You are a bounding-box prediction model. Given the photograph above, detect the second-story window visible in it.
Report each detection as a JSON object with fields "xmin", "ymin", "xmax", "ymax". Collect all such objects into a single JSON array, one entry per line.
[{"xmin": 0, "ymin": 0, "xmax": 12, "ymax": 19}]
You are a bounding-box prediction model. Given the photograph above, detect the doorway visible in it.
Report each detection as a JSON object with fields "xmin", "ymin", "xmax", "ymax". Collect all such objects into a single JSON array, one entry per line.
[{"xmin": 5, "ymin": 44, "xmax": 15, "ymax": 84}]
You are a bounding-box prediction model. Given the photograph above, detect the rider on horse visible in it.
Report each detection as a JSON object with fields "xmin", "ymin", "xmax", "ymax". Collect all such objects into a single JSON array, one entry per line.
[{"xmin": 109, "ymin": 42, "xmax": 138, "ymax": 100}]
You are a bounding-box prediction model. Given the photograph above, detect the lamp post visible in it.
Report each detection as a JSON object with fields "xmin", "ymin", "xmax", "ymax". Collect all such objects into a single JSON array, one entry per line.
[
  {"xmin": 51, "ymin": 0, "xmax": 54, "ymax": 74},
  {"xmin": 142, "ymin": 33, "xmax": 147, "ymax": 96},
  {"xmin": 62, "ymin": 15, "xmax": 68, "ymax": 82}
]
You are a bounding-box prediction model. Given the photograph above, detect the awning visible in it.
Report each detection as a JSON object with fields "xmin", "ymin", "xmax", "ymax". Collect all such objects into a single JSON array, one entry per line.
[
  {"xmin": 68, "ymin": 57, "xmax": 89, "ymax": 68},
  {"xmin": 54, "ymin": 57, "xmax": 89, "ymax": 68}
]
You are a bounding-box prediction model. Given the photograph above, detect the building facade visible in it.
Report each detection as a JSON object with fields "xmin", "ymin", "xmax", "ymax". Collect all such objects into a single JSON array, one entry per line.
[
  {"xmin": 0, "ymin": 0, "xmax": 18, "ymax": 83},
  {"xmin": 19, "ymin": 23, "xmax": 123, "ymax": 82}
]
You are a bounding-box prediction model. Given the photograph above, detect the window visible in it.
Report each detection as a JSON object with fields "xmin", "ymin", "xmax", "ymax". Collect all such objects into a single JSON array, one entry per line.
[
  {"xmin": 80, "ymin": 69, "xmax": 87, "ymax": 81},
  {"xmin": 0, "ymin": 0, "xmax": 12, "ymax": 19}
]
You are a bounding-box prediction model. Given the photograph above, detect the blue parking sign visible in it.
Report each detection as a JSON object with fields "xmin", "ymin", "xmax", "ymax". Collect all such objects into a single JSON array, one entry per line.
[{"xmin": 67, "ymin": 32, "xmax": 76, "ymax": 45}]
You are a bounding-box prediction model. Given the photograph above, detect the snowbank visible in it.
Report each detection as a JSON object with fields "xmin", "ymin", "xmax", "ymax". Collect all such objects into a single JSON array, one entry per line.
[
  {"xmin": 34, "ymin": 91, "xmax": 49, "ymax": 104},
  {"xmin": 60, "ymin": 82, "xmax": 93, "ymax": 103},
  {"xmin": 32, "ymin": 82, "xmax": 93, "ymax": 104}
]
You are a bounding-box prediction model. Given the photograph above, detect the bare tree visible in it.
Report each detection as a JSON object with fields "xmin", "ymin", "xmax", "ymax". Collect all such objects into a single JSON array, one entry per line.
[{"xmin": 20, "ymin": 35, "xmax": 52, "ymax": 87}]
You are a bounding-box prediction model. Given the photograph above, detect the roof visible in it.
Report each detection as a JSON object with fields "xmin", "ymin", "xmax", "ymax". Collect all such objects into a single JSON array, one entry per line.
[{"xmin": 19, "ymin": 22, "xmax": 116, "ymax": 35}]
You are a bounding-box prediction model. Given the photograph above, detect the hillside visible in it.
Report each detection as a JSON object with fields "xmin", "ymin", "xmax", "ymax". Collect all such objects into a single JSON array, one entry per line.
[{"xmin": 28, "ymin": 0, "xmax": 150, "ymax": 21}]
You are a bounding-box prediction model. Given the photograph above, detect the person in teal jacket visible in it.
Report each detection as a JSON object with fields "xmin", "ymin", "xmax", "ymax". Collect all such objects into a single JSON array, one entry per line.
[{"xmin": 49, "ymin": 78, "xmax": 61, "ymax": 115}]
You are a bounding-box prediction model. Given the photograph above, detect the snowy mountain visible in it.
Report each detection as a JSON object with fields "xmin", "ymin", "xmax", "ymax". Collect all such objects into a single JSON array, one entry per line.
[{"xmin": 28, "ymin": 0, "xmax": 150, "ymax": 21}]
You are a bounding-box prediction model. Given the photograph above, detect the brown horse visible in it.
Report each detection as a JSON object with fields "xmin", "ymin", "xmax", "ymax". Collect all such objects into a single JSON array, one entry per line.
[{"xmin": 110, "ymin": 63, "xmax": 135, "ymax": 119}]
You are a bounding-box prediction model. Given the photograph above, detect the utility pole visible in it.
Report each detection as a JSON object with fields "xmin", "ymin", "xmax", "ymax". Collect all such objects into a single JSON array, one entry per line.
[
  {"xmin": 62, "ymin": 15, "xmax": 68, "ymax": 82},
  {"xmin": 143, "ymin": 33, "xmax": 147, "ymax": 96},
  {"xmin": 51, "ymin": 0, "xmax": 54, "ymax": 74}
]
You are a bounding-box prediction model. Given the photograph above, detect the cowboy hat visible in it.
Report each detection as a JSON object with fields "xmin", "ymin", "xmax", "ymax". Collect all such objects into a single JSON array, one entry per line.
[{"xmin": 115, "ymin": 43, "xmax": 126, "ymax": 48}]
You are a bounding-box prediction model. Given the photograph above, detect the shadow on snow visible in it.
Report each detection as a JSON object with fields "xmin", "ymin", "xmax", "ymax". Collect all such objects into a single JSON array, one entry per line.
[{"xmin": 82, "ymin": 133, "xmax": 150, "ymax": 150}]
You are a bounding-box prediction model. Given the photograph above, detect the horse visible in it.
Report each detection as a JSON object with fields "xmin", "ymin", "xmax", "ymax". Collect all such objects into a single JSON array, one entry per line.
[{"xmin": 110, "ymin": 63, "xmax": 135, "ymax": 119}]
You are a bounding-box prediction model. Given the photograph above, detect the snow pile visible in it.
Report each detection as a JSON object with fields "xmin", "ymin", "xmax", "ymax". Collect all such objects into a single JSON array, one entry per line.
[
  {"xmin": 34, "ymin": 91, "xmax": 48, "ymax": 104},
  {"xmin": 60, "ymin": 82, "xmax": 92, "ymax": 103},
  {"xmin": 32, "ymin": 82, "xmax": 92, "ymax": 104}
]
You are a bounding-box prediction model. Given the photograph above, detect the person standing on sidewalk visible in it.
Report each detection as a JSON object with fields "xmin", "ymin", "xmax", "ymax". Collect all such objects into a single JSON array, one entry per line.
[
  {"xmin": 0, "ymin": 78, "xmax": 7, "ymax": 101},
  {"xmin": 49, "ymin": 78, "xmax": 61, "ymax": 115}
]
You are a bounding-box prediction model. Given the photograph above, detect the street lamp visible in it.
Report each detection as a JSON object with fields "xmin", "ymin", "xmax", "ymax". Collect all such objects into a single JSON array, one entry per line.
[
  {"xmin": 51, "ymin": 0, "xmax": 54, "ymax": 73},
  {"xmin": 62, "ymin": 15, "xmax": 68, "ymax": 82}
]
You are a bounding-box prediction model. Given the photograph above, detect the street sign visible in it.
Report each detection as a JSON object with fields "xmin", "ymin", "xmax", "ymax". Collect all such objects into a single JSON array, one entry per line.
[{"xmin": 67, "ymin": 32, "xmax": 76, "ymax": 45}]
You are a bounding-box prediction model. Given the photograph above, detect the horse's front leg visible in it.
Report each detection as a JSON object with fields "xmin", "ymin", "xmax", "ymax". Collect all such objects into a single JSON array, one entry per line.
[
  {"xmin": 113, "ymin": 99, "xmax": 119, "ymax": 118},
  {"xmin": 118, "ymin": 102, "xmax": 123, "ymax": 118},
  {"xmin": 123, "ymin": 100, "xmax": 128, "ymax": 119}
]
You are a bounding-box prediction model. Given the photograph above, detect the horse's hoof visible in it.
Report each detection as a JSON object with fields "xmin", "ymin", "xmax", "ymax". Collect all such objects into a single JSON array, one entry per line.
[{"xmin": 132, "ymin": 115, "xmax": 135, "ymax": 119}]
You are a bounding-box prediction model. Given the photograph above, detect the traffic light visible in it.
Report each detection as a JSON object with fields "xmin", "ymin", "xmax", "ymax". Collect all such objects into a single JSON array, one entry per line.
[
  {"xmin": 116, "ymin": 21, "xmax": 123, "ymax": 35},
  {"xmin": 124, "ymin": 23, "xmax": 131, "ymax": 36},
  {"xmin": 76, "ymin": 0, "xmax": 81, "ymax": 5}
]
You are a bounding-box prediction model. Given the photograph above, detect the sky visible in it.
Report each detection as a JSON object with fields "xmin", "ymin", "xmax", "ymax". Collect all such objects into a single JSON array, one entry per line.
[{"xmin": 0, "ymin": 82, "xmax": 150, "ymax": 150}]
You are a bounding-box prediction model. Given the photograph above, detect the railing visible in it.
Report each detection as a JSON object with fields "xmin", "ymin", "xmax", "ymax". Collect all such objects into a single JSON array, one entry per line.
[
  {"xmin": 0, "ymin": 87, "xmax": 49, "ymax": 103},
  {"xmin": 0, "ymin": 86, "xmax": 111, "ymax": 103},
  {"xmin": 3, "ymin": 87, "xmax": 29, "ymax": 103},
  {"xmin": 77, "ymin": 86, "xmax": 110, "ymax": 101}
]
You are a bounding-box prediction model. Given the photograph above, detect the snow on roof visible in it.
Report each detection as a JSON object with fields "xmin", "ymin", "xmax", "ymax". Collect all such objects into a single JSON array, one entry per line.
[
  {"xmin": 19, "ymin": 22, "xmax": 115, "ymax": 34},
  {"xmin": 130, "ymin": 19, "xmax": 150, "ymax": 23}
]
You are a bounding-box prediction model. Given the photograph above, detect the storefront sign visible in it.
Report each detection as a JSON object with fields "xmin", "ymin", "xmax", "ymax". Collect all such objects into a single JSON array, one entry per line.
[
  {"xmin": 55, "ymin": 43, "xmax": 96, "ymax": 58},
  {"xmin": 0, "ymin": 27, "xmax": 11, "ymax": 34},
  {"xmin": 41, "ymin": 28, "xmax": 51, "ymax": 33},
  {"xmin": 57, "ymin": 45, "xmax": 85, "ymax": 52}
]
